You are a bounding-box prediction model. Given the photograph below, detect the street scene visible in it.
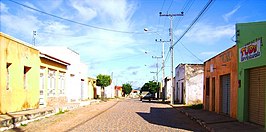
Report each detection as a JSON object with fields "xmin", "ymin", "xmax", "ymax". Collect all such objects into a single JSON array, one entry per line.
[{"xmin": 1, "ymin": 0, "xmax": 266, "ymax": 131}]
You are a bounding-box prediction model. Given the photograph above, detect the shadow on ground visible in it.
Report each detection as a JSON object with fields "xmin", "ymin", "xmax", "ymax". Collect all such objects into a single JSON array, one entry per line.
[
  {"xmin": 140, "ymin": 100, "xmax": 171, "ymax": 104},
  {"xmin": 136, "ymin": 107, "xmax": 206, "ymax": 131}
]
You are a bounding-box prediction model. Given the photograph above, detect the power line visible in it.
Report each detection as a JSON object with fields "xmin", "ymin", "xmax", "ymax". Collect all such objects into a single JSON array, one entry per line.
[
  {"xmin": 167, "ymin": 0, "xmax": 174, "ymax": 13},
  {"xmin": 173, "ymin": 0, "xmax": 215, "ymax": 47},
  {"xmin": 160, "ymin": 0, "xmax": 166, "ymax": 12},
  {"xmin": 174, "ymin": 0, "xmax": 195, "ymax": 30},
  {"xmin": 7, "ymin": 0, "xmax": 143, "ymax": 34},
  {"xmin": 180, "ymin": 42, "xmax": 203, "ymax": 62}
]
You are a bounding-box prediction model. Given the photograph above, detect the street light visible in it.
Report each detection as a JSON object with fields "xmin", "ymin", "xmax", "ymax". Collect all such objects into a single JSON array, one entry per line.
[{"xmin": 144, "ymin": 28, "xmax": 170, "ymax": 100}]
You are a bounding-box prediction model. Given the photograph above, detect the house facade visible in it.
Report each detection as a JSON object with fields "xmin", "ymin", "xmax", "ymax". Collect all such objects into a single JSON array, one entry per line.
[
  {"xmin": 38, "ymin": 46, "xmax": 87, "ymax": 102},
  {"xmin": 163, "ymin": 76, "xmax": 172, "ymax": 101},
  {"xmin": 88, "ymin": 77, "xmax": 97, "ymax": 99},
  {"xmin": 175, "ymin": 64, "xmax": 204, "ymax": 105},
  {"xmin": 115, "ymin": 86, "xmax": 123, "ymax": 97},
  {"xmin": 0, "ymin": 32, "xmax": 40, "ymax": 114},
  {"xmin": 80, "ymin": 62, "xmax": 89, "ymax": 100},
  {"xmin": 236, "ymin": 21, "xmax": 266, "ymax": 128},
  {"xmin": 39, "ymin": 52, "xmax": 70, "ymax": 107},
  {"xmin": 203, "ymin": 45, "xmax": 238, "ymax": 118}
]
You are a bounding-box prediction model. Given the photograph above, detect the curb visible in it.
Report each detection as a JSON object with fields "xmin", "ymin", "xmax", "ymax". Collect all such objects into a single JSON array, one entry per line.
[{"xmin": 178, "ymin": 109, "xmax": 213, "ymax": 132}]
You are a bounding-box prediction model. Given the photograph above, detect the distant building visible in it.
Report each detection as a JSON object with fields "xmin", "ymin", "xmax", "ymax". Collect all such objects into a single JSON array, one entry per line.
[
  {"xmin": 115, "ymin": 86, "xmax": 123, "ymax": 97},
  {"xmin": 175, "ymin": 64, "xmax": 204, "ymax": 105},
  {"xmin": 87, "ymin": 77, "xmax": 97, "ymax": 99},
  {"xmin": 130, "ymin": 89, "xmax": 140, "ymax": 98}
]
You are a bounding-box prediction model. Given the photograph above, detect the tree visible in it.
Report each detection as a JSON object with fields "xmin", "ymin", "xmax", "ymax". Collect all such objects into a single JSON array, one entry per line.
[
  {"xmin": 141, "ymin": 81, "xmax": 159, "ymax": 94},
  {"xmin": 122, "ymin": 83, "xmax": 132, "ymax": 95},
  {"xmin": 96, "ymin": 74, "xmax": 111, "ymax": 100}
]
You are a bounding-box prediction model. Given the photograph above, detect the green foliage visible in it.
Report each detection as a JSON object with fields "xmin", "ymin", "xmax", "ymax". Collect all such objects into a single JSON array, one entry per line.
[
  {"xmin": 141, "ymin": 81, "xmax": 159, "ymax": 94},
  {"xmin": 122, "ymin": 83, "xmax": 132, "ymax": 95},
  {"xmin": 55, "ymin": 109, "xmax": 68, "ymax": 115},
  {"xmin": 187, "ymin": 104, "xmax": 203, "ymax": 109},
  {"xmin": 96, "ymin": 74, "xmax": 111, "ymax": 88},
  {"xmin": 21, "ymin": 123, "xmax": 27, "ymax": 126}
]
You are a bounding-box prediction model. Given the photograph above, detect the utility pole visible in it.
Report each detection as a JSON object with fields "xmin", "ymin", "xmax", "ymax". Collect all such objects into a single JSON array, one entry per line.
[
  {"xmin": 152, "ymin": 56, "xmax": 162, "ymax": 99},
  {"xmin": 155, "ymin": 39, "xmax": 170, "ymax": 101},
  {"xmin": 159, "ymin": 12, "xmax": 183, "ymax": 105}
]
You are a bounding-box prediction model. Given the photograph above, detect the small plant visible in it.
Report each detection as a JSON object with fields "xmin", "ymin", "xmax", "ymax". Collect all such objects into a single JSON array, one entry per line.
[
  {"xmin": 21, "ymin": 123, "xmax": 27, "ymax": 126},
  {"xmin": 55, "ymin": 108, "xmax": 66, "ymax": 115},
  {"xmin": 188, "ymin": 104, "xmax": 203, "ymax": 109}
]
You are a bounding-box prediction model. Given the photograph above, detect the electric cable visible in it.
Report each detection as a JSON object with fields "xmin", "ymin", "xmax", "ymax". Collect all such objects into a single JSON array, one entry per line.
[{"xmin": 7, "ymin": 0, "xmax": 144, "ymax": 34}]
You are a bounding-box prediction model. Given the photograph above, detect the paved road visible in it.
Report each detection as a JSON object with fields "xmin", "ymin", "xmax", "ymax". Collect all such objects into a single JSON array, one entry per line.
[
  {"xmin": 70, "ymin": 98, "xmax": 206, "ymax": 132},
  {"xmin": 8, "ymin": 98, "xmax": 206, "ymax": 132}
]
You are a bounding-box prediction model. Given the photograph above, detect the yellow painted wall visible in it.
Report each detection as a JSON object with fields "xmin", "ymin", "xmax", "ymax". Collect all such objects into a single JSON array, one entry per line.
[
  {"xmin": 87, "ymin": 78, "xmax": 96, "ymax": 99},
  {"xmin": 0, "ymin": 32, "xmax": 40, "ymax": 114},
  {"xmin": 40, "ymin": 57, "xmax": 68, "ymax": 106}
]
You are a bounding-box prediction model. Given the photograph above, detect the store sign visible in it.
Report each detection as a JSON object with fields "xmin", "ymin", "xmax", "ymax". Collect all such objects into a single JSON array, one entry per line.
[{"xmin": 239, "ymin": 37, "xmax": 262, "ymax": 62}]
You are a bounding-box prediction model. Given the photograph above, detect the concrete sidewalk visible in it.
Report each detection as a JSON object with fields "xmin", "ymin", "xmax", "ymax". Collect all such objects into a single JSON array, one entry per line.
[
  {"xmin": 173, "ymin": 106, "xmax": 265, "ymax": 132},
  {"xmin": 0, "ymin": 99, "xmax": 100, "ymax": 131}
]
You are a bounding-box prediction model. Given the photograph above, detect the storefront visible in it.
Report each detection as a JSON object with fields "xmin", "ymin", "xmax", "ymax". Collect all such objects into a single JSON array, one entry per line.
[
  {"xmin": 203, "ymin": 45, "xmax": 238, "ymax": 118},
  {"xmin": 237, "ymin": 21, "xmax": 266, "ymax": 128}
]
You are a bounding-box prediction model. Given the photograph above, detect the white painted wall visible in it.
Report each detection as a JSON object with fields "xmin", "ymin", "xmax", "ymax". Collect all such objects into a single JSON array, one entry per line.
[
  {"xmin": 104, "ymin": 83, "xmax": 115, "ymax": 98},
  {"xmin": 175, "ymin": 64, "xmax": 204, "ymax": 104},
  {"xmin": 164, "ymin": 76, "xmax": 172, "ymax": 100},
  {"xmin": 80, "ymin": 62, "xmax": 88, "ymax": 100},
  {"xmin": 37, "ymin": 46, "xmax": 88, "ymax": 102},
  {"xmin": 175, "ymin": 64, "xmax": 185, "ymax": 103},
  {"xmin": 185, "ymin": 65, "xmax": 204, "ymax": 105}
]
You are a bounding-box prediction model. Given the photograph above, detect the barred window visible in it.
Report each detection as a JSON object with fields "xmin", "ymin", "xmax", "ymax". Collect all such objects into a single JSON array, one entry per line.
[
  {"xmin": 58, "ymin": 72, "xmax": 65, "ymax": 95},
  {"xmin": 48, "ymin": 69, "xmax": 56, "ymax": 96}
]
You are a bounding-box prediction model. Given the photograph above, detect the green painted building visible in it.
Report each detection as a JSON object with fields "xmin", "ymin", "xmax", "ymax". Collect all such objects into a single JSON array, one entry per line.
[{"xmin": 237, "ymin": 21, "xmax": 266, "ymax": 129}]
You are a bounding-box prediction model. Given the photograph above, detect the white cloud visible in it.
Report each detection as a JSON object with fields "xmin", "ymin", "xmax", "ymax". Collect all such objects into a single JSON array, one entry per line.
[
  {"xmin": 184, "ymin": 23, "xmax": 235, "ymax": 44},
  {"xmin": 1, "ymin": 13, "xmax": 42, "ymax": 41},
  {"xmin": 36, "ymin": 0, "xmax": 63, "ymax": 13},
  {"xmin": 200, "ymin": 51, "xmax": 217, "ymax": 56},
  {"xmin": 70, "ymin": 0, "xmax": 97, "ymax": 21},
  {"xmin": 1, "ymin": 0, "xmax": 146, "ymax": 87},
  {"xmin": 0, "ymin": 2, "xmax": 9, "ymax": 13},
  {"xmin": 223, "ymin": 5, "xmax": 241, "ymax": 22}
]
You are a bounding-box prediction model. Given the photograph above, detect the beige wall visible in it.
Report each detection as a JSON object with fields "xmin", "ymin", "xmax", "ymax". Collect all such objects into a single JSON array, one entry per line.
[
  {"xmin": 0, "ymin": 32, "xmax": 40, "ymax": 114},
  {"xmin": 40, "ymin": 57, "xmax": 68, "ymax": 107}
]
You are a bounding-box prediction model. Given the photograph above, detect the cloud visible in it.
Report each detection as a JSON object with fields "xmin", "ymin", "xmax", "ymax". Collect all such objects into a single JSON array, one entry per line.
[
  {"xmin": 200, "ymin": 51, "xmax": 217, "ymax": 56},
  {"xmin": 0, "ymin": 2, "xmax": 9, "ymax": 13},
  {"xmin": 127, "ymin": 66, "xmax": 140, "ymax": 70},
  {"xmin": 184, "ymin": 23, "xmax": 235, "ymax": 44},
  {"xmin": 1, "ymin": 0, "xmax": 148, "ymax": 87},
  {"xmin": 223, "ymin": 5, "xmax": 241, "ymax": 22},
  {"xmin": 70, "ymin": 0, "xmax": 97, "ymax": 21},
  {"xmin": 132, "ymin": 71, "xmax": 138, "ymax": 75}
]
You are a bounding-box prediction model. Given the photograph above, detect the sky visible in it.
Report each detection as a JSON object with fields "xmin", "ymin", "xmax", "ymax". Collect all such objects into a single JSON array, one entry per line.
[{"xmin": 1, "ymin": 0, "xmax": 266, "ymax": 88}]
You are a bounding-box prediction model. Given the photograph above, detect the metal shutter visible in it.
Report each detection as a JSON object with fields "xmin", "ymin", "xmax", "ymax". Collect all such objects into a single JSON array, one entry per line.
[
  {"xmin": 249, "ymin": 67, "xmax": 265, "ymax": 126},
  {"xmin": 221, "ymin": 74, "xmax": 230, "ymax": 114}
]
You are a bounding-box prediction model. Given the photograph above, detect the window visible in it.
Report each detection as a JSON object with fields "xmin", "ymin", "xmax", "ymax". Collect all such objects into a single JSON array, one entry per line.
[
  {"xmin": 6, "ymin": 63, "xmax": 12, "ymax": 90},
  {"xmin": 40, "ymin": 68, "xmax": 45, "ymax": 95},
  {"xmin": 24, "ymin": 66, "xmax": 31, "ymax": 89},
  {"xmin": 58, "ymin": 72, "xmax": 65, "ymax": 95},
  {"xmin": 48, "ymin": 69, "xmax": 56, "ymax": 96}
]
